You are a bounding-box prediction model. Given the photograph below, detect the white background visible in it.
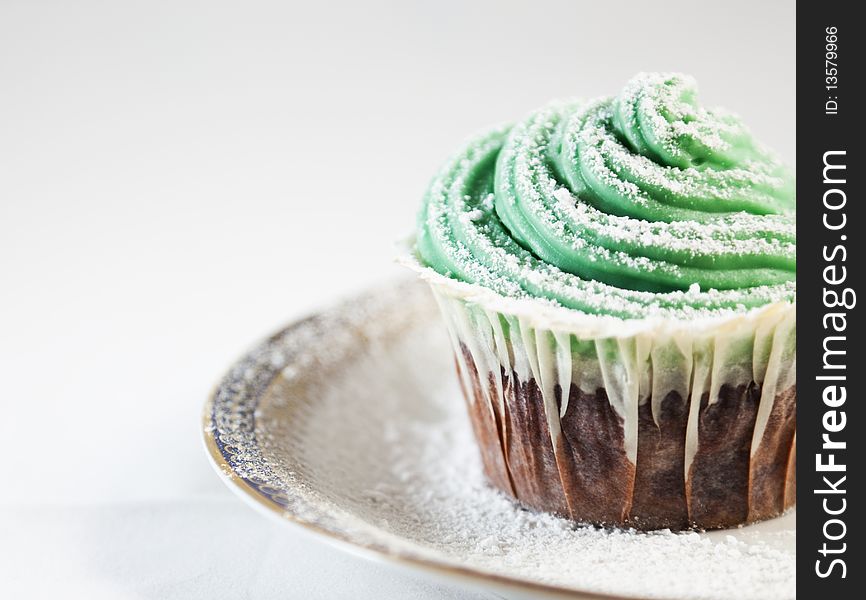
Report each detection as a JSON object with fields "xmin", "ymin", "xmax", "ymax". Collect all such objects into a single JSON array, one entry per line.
[{"xmin": 1, "ymin": 1, "xmax": 793, "ymax": 598}]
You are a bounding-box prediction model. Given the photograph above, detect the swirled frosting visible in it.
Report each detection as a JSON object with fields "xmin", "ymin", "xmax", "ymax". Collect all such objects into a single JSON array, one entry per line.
[{"xmin": 415, "ymin": 73, "xmax": 795, "ymax": 319}]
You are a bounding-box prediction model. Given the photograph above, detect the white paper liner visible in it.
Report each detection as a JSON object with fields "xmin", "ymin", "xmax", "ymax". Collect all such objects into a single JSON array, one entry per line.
[
  {"xmin": 400, "ymin": 249, "xmax": 796, "ymax": 528},
  {"xmin": 401, "ymin": 252, "xmax": 795, "ymax": 460}
]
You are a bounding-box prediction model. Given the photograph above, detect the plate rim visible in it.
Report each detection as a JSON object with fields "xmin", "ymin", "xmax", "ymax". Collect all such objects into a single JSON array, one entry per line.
[
  {"xmin": 203, "ymin": 402, "xmax": 626, "ymax": 600},
  {"xmin": 203, "ymin": 390, "xmax": 637, "ymax": 600}
]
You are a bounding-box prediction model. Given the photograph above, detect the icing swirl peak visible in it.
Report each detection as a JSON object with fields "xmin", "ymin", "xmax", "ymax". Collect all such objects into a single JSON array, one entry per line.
[{"xmin": 415, "ymin": 73, "xmax": 795, "ymax": 319}]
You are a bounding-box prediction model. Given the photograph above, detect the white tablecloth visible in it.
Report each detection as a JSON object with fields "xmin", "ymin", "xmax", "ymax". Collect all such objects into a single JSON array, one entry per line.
[
  {"xmin": 0, "ymin": 499, "xmax": 495, "ymax": 599},
  {"xmin": 0, "ymin": 1, "xmax": 793, "ymax": 597}
]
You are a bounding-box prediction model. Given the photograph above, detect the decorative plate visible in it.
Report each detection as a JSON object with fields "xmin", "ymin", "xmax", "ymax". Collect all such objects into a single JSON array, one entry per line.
[{"xmin": 203, "ymin": 280, "xmax": 795, "ymax": 600}]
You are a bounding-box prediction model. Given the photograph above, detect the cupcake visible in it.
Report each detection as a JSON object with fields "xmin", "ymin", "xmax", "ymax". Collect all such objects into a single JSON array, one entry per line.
[{"xmin": 402, "ymin": 73, "xmax": 795, "ymax": 531}]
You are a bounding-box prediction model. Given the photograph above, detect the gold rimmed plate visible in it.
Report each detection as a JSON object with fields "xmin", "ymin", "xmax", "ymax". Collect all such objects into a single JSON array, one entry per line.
[{"xmin": 202, "ymin": 280, "xmax": 795, "ymax": 600}]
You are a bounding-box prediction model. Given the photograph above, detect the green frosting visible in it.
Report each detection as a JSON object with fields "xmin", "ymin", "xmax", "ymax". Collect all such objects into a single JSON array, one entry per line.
[{"xmin": 415, "ymin": 73, "xmax": 795, "ymax": 319}]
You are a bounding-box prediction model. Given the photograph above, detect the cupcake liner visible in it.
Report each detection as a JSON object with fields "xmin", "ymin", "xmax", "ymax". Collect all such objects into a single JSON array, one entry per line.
[{"xmin": 404, "ymin": 253, "xmax": 796, "ymax": 530}]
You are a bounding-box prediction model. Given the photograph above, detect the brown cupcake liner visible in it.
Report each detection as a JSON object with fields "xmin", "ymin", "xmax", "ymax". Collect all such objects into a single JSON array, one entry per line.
[{"xmin": 428, "ymin": 282, "xmax": 796, "ymax": 531}]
